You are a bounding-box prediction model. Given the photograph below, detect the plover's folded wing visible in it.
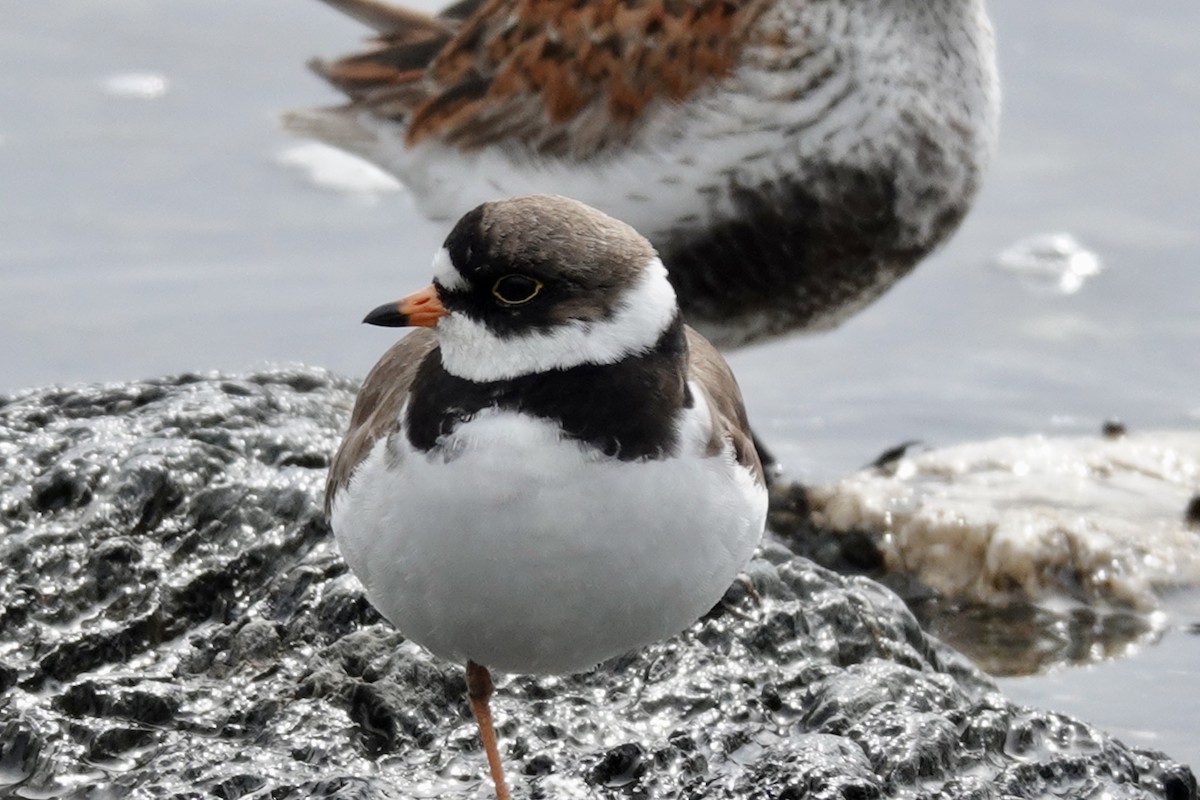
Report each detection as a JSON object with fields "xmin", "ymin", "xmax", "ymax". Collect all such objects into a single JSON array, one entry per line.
[
  {"xmin": 325, "ymin": 329, "xmax": 439, "ymax": 518},
  {"xmin": 684, "ymin": 326, "xmax": 764, "ymax": 486}
]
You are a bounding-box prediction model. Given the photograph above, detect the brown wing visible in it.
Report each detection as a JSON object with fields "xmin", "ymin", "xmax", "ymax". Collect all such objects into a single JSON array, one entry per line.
[
  {"xmin": 310, "ymin": 0, "xmax": 770, "ymax": 158},
  {"xmin": 325, "ymin": 329, "xmax": 440, "ymax": 518},
  {"xmin": 684, "ymin": 326, "xmax": 764, "ymax": 486}
]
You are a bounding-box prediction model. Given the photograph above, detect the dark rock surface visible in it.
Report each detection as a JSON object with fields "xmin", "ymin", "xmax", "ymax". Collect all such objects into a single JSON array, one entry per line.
[{"xmin": 0, "ymin": 369, "xmax": 1194, "ymax": 799}]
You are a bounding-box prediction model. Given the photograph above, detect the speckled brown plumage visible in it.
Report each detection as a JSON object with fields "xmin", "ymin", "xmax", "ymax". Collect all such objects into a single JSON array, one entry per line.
[
  {"xmin": 312, "ymin": 0, "xmax": 771, "ymax": 157},
  {"xmin": 292, "ymin": 0, "xmax": 1000, "ymax": 349}
]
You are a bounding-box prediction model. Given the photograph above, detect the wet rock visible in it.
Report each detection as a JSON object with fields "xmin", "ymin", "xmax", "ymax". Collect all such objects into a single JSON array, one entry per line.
[
  {"xmin": 54, "ymin": 679, "xmax": 181, "ymax": 725},
  {"xmin": 0, "ymin": 369, "xmax": 1193, "ymax": 799},
  {"xmin": 229, "ymin": 618, "xmax": 284, "ymax": 666},
  {"xmin": 590, "ymin": 743, "xmax": 647, "ymax": 788}
]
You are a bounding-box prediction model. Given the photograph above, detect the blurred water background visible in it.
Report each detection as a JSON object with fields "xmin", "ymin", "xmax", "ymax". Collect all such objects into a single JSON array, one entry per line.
[{"xmin": 1, "ymin": 0, "xmax": 1196, "ymax": 767}]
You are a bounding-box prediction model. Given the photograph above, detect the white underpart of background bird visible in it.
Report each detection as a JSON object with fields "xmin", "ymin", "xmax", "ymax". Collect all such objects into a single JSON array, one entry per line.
[{"xmin": 288, "ymin": 0, "xmax": 1000, "ymax": 348}]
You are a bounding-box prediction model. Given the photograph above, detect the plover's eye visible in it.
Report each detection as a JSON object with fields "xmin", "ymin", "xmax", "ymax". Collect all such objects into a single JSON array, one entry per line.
[{"xmin": 492, "ymin": 275, "xmax": 543, "ymax": 306}]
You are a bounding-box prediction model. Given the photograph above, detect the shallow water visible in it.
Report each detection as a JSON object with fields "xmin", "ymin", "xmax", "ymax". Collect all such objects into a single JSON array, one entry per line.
[{"xmin": 1, "ymin": 0, "xmax": 1197, "ymax": 767}]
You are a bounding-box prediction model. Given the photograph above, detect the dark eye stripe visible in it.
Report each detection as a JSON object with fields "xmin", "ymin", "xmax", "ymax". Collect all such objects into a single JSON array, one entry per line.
[{"xmin": 492, "ymin": 275, "xmax": 543, "ymax": 306}]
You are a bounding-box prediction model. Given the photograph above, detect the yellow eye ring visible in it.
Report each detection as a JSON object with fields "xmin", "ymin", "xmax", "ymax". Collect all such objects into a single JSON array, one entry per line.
[{"xmin": 492, "ymin": 275, "xmax": 543, "ymax": 306}]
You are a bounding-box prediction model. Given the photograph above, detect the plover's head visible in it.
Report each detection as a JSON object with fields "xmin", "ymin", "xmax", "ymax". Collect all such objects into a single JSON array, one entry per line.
[{"xmin": 365, "ymin": 195, "xmax": 679, "ymax": 382}]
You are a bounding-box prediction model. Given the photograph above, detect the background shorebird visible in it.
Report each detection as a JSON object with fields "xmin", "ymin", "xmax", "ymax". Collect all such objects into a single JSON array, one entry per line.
[
  {"xmin": 325, "ymin": 194, "xmax": 768, "ymax": 798},
  {"xmin": 286, "ymin": 0, "xmax": 1000, "ymax": 350}
]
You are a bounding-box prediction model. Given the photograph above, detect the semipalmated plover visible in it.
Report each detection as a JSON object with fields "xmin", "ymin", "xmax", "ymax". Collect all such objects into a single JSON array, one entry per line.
[
  {"xmin": 288, "ymin": 0, "xmax": 999, "ymax": 348},
  {"xmin": 325, "ymin": 195, "xmax": 768, "ymax": 798}
]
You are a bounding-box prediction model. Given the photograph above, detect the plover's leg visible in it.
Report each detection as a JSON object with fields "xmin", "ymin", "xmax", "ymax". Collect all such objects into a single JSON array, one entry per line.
[{"xmin": 466, "ymin": 661, "xmax": 511, "ymax": 800}]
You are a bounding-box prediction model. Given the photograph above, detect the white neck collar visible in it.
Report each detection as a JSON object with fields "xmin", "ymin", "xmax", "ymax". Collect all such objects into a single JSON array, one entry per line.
[{"xmin": 436, "ymin": 257, "xmax": 678, "ymax": 382}]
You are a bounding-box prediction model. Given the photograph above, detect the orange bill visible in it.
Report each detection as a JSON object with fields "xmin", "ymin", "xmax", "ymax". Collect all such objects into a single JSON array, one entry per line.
[{"xmin": 363, "ymin": 284, "xmax": 447, "ymax": 328}]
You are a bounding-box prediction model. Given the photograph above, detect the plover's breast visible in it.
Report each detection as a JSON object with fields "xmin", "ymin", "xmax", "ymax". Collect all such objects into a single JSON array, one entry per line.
[{"xmin": 330, "ymin": 396, "xmax": 766, "ymax": 675}]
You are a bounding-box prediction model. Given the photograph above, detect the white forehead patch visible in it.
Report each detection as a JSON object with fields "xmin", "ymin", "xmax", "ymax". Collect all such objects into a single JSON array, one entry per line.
[
  {"xmin": 436, "ymin": 257, "xmax": 678, "ymax": 382},
  {"xmin": 431, "ymin": 247, "xmax": 468, "ymax": 291}
]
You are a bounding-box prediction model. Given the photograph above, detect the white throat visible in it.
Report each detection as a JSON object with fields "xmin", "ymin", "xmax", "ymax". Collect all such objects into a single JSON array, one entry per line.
[{"xmin": 436, "ymin": 257, "xmax": 678, "ymax": 382}]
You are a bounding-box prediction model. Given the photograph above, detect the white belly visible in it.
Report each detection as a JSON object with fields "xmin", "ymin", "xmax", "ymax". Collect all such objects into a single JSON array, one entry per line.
[{"xmin": 330, "ymin": 408, "xmax": 766, "ymax": 675}]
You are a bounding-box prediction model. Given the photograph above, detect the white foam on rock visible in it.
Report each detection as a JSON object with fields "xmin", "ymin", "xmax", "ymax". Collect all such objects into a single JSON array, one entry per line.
[{"xmin": 807, "ymin": 431, "xmax": 1200, "ymax": 609}]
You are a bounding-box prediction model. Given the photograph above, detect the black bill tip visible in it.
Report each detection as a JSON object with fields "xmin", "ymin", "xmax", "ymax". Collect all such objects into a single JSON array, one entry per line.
[{"xmin": 363, "ymin": 301, "xmax": 408, "ymax": 327}]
